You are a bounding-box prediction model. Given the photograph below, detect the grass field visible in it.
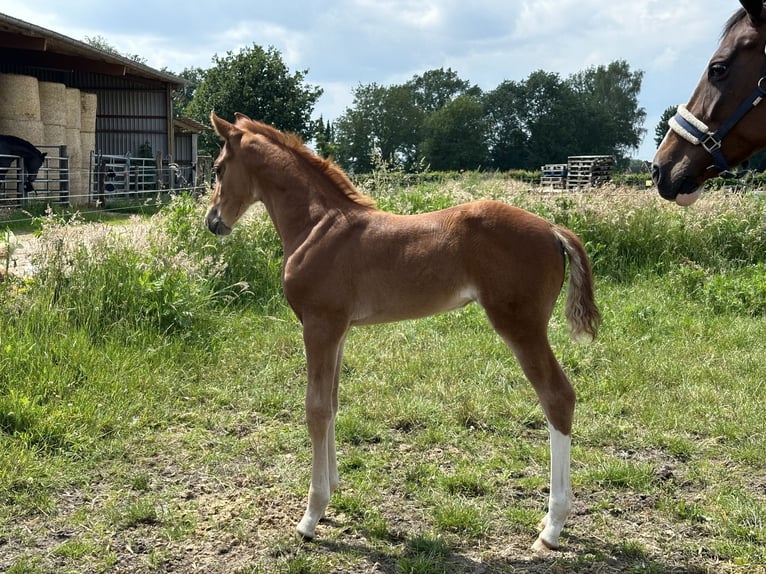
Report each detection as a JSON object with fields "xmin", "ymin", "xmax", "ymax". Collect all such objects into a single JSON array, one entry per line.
[{"xmin": 1, "ymin": 176, "xmax": 765, "ymax": 573}]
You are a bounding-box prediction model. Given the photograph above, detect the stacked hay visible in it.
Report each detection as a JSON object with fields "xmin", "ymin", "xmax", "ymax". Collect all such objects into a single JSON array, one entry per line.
[
  {"xmin": 0, "ymin": 74, "xmax": 45, "ymax": 144},
  {"xmin": 39, "ymin": 81, "xmax": 68, "ymax": 192},
  {"xmin": 80, "ymin": 92, "xmax": 97, "ymax": 202},
  {"xmin": 65, "ymin": 87, "xmax": 84, "ymax": 204}
]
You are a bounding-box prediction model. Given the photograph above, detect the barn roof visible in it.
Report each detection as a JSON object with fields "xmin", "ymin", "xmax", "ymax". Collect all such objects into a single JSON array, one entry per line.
[
  {"xmin": 0, "ymin": 12, "xmax": 186, "ymax": 87},
  {"xmin": 174, "ymin": 116, "xmax": 208, "ymax": 134}
]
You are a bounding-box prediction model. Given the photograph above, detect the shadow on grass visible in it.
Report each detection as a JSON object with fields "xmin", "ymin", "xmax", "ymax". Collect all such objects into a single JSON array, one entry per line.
[{"xmin": 313, "ymin": 528, "xmax": 712, "ymax": 574}]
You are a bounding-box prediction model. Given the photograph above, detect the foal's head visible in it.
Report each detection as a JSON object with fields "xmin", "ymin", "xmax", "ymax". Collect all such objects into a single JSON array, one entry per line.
[
  {"xmin": 205, "ymin": 112, "xmax": 264, "ymax": 235},
  {"xmin": 206, "ymin": 112, "xmax": 375, "ymax": 236},
  {"xmin": 652, "ymin": 0, "xmax": 766, "ymax": 205}
]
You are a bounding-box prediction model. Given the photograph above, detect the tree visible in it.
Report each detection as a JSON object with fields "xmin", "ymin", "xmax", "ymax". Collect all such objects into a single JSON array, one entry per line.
[
  {"xmin": 186, "ymin": 45, "xmax": 322, "ymax": 155},
  {"xmin": 171, "ymin": 67, "xmax": 206, "ymax": 117},
  {"xmin": 333, "ymin": 69, "xmax": 479, "ymax": 172},
  {"xmin": 569, "ymin": 61, "xmax": 646, "ymax": 160},
  {"xmin": 333, "ymin": 83, "xmax": 390, "ymax": 173},
  {"xmin": 334, "ymin": 82, "xmax": 424, "ymax": 173},
  {"xmin": 315, "ymin": 117, "xmax": 338, "ymax": 159},
  {"xmin": 406, "ymin": 68, "xmax": 475, "ymax": 113},
  {"xmin": 421, "ymin": 95, "xmax": 487, "ymax": 171},
  {"xmin": 483, "ymin": 61, "xmax": 646, "ymax": 170},
  {"xmin": 523, "ymin": 71, "xmax": 582, "ymax": 170},
  {"xmin": 84, "ymin": 35, "xmax": 147, "ymax": 64},
  {"xmin": 655, "ymin": 106, "xmax": 676, "ymax": 149},
  {"xmin": 483, "ymin": 80, "xmax": 530, "ymax": 170}
]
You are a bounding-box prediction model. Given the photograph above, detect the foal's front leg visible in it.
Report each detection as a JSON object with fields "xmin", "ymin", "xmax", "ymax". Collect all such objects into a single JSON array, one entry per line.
[{"xmin": 296, "ymin": 318, "xmax": 348, "ymax": 539}]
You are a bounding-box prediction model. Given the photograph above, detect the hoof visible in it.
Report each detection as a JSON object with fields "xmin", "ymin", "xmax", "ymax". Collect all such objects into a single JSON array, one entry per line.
[
  {"xmin": 296, "ymin": 520, "xmax": 316, "ymax": 540},
  {"xmin": 531, "ymin": 536, "xmax": 557, "ymax": 553}
]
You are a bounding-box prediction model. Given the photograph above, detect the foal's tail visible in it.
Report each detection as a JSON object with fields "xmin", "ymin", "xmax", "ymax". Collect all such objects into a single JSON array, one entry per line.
[{"xmin": 552, "ymin": 225, "xmax": 601, "ymax": 342}]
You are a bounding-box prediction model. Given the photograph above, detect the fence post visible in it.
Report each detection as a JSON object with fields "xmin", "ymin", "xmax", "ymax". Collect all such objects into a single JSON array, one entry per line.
[
  {"xmin": 97, "ymin": 154, "xmax": 107, "ymax": 207},
  {"xmin": 19, "ymin": 156, "xmax": 27, "ymax": 207},
  {"xmin": 59, "ymin": 145, "xmax": 69, "ymax": 205}
]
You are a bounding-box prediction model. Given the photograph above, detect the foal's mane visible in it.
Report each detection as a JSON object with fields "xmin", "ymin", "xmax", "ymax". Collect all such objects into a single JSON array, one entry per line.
[{"xmin": 234, "ymin": 116, "xmax": 376, "ymax": 209}]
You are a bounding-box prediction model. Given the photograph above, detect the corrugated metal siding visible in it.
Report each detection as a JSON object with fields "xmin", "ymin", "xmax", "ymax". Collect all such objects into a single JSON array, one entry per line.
[
  {"xmin": 174, "ymin": 134, "xmax": 193, "ymax": 164},
  {"xmin": 96, "ymin": 89, "xmax": 168, "ymax": 158}
]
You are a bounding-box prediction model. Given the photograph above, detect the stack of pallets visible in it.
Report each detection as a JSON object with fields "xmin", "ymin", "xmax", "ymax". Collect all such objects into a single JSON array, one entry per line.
[
  {"xmin": 566, "ymin": 155, "xmax": 615, "ymax": 190},
  {"xmin": 540, "ymin": 164, "xmax": 567, "ymax": 190}
]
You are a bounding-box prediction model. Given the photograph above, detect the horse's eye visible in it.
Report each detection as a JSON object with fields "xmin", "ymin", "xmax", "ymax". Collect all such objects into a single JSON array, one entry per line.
[
  {"xmin": 708, "ymin": 62, "xmax": 728, "ymax": 80},
  {"xmin": 214, "ymin": 164, "xmax": 222, "ymax": 178}
]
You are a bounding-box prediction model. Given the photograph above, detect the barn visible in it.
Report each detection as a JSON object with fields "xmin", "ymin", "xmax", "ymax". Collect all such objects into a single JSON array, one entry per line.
[{"xmin": 0, "ymin": 11, "xmax": 208, "ymax": 208}]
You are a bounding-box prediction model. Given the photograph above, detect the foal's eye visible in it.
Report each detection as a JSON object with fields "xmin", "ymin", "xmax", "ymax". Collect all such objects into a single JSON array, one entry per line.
[{"xmin": 708, "ymin": 62, "xmax": 729, "ymax": 80}]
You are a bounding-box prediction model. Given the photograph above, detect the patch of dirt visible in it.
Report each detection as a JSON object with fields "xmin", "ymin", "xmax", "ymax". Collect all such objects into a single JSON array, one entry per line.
[{"xmin": 2, "ymin": 425, "xmax": 758, "ymax": 574}]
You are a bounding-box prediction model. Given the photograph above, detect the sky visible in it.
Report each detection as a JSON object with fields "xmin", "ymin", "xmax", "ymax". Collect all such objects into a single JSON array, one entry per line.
[{"xmin": 2, "ymin": 0, "xmax": 741, "ymax": 160}]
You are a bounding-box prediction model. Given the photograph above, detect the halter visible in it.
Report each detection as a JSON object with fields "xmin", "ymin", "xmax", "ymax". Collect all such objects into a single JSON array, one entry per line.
[{"xmin": 668, "ymin": 47, "xmax": 766, "ymax": 174}]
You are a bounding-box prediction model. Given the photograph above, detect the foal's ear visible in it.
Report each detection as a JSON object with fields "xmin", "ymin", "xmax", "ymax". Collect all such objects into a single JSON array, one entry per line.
[
  {"xmin": 741, "ymin": 0, "xmax": 764, "ymax": 22},
  {"xmin": 210, "ymin": 112, "xmax": 242, "ymax": 141},
  {"xmin": 234, "ymin": 112, "xmax": 252, "ymax": 122}
]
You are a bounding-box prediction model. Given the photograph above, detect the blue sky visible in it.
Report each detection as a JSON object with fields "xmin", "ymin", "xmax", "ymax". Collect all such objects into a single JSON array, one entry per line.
[{"xmin": 2, "ymin": 0, "xmax": 740, "ymax": 160}]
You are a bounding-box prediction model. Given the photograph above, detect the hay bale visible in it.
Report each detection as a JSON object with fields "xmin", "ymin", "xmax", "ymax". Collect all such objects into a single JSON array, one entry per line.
[
  {"xmin": 0, "ymin": 74, "xmax": 41, "ymax": 121},
  {"xmin": 38, "ymin": 83, "xmax": 68, "ymax": 193},
  {"xmin": 80, "ymin": 92, "xmax": 97, "ymax": 133},
  {"xmin": 42, "ymin": 123, "xmax": 66, "ymax": 147},
  {"xmin": 0, "ymin": 117, "xmax": 44, "ymax": 144},
  {"xmin": 38, "ymin": 82, "xmax": 68, "ymax": 127},
  {"xmin": 80, "ymin": 131, "xmax": 95, "ymax": 169},
  {"xmin": 65, "ymin": 87, "xmax": 81, "ymax": 130},
  {"xmin": 42, "ymin": 124, "xmax": 66, "ymax": 193},
  {"xmin": 65, "ymin": 127, "xmax": 84, "ymax": 204},
  {"xmin": 79, "ymin": 131, "xmax": 95, "ymax": 204}
]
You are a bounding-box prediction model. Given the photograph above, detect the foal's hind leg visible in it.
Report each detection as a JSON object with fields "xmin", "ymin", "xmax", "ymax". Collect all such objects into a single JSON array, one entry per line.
[{"xmin": 489, "ymin": 313, "xmax": 575, "ymax": 551}]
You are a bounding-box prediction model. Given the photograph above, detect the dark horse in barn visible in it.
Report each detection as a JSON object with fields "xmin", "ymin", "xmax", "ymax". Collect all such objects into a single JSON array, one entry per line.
[
  {"xmin": 652, "ymin": 0, "xmax": 766, "ymax": 205},
  {"xmin": 0, "ymin": 134, "xmax": 47, "ymax": 193}
]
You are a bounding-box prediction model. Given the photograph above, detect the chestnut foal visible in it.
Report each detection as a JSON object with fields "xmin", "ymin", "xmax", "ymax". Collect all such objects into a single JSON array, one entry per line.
[{"xmin": 205, "ymin": 112, "xmax": 600, "ymax": 551}]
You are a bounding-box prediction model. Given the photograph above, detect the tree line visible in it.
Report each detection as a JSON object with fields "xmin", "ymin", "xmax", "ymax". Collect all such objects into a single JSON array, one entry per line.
[{"xmin": 171, "ymin": 44, "xmax": 647, "ymax": 173}]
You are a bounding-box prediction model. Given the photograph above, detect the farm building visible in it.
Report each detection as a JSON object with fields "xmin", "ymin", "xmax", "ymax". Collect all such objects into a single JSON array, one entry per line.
[{"xmin": 0, "ymin": 11, "xmax": 209, "ymax": 208}]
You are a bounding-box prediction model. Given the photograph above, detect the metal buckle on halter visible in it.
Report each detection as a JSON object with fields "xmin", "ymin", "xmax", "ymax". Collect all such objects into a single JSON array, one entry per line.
[{"xmin": 701, "ymin": 133, "xmax": 722, "ymax": 154}]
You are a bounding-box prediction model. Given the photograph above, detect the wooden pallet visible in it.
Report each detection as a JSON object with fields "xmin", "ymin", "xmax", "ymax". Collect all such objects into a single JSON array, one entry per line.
[
  {"xmin": 566, "ymin": 155, "xmax": 615, "ymax": 189},
  {"xmin": 541, "ymin": 175, "xmax": 566, "ymax": 190},
  {"xmin": 540, "ymin": 163, "xmax": 567, "ymax": 191}
]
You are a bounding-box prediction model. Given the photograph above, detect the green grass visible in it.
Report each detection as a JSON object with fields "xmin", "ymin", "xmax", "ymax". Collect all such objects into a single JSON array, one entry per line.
[{"xmin": 1, "ymin": 179, "xmax": 765, "ymax": 572}]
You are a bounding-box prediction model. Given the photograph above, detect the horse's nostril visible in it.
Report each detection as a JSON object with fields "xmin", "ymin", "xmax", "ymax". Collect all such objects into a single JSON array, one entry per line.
[{"xmin": 651, "ymin": 164, "xmax": 661, "ymax": 186}]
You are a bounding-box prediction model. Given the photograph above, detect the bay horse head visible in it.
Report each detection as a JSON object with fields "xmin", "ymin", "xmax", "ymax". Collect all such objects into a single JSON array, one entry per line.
[{"xmin": 652, "ymin": 0, "xmax": 766, "ymax": 205}]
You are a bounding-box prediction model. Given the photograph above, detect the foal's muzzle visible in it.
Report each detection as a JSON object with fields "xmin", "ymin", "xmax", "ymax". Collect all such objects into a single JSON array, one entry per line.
[{"xmin": 206, "ymin": 208, "xmax": 232, "ymax": 236}]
